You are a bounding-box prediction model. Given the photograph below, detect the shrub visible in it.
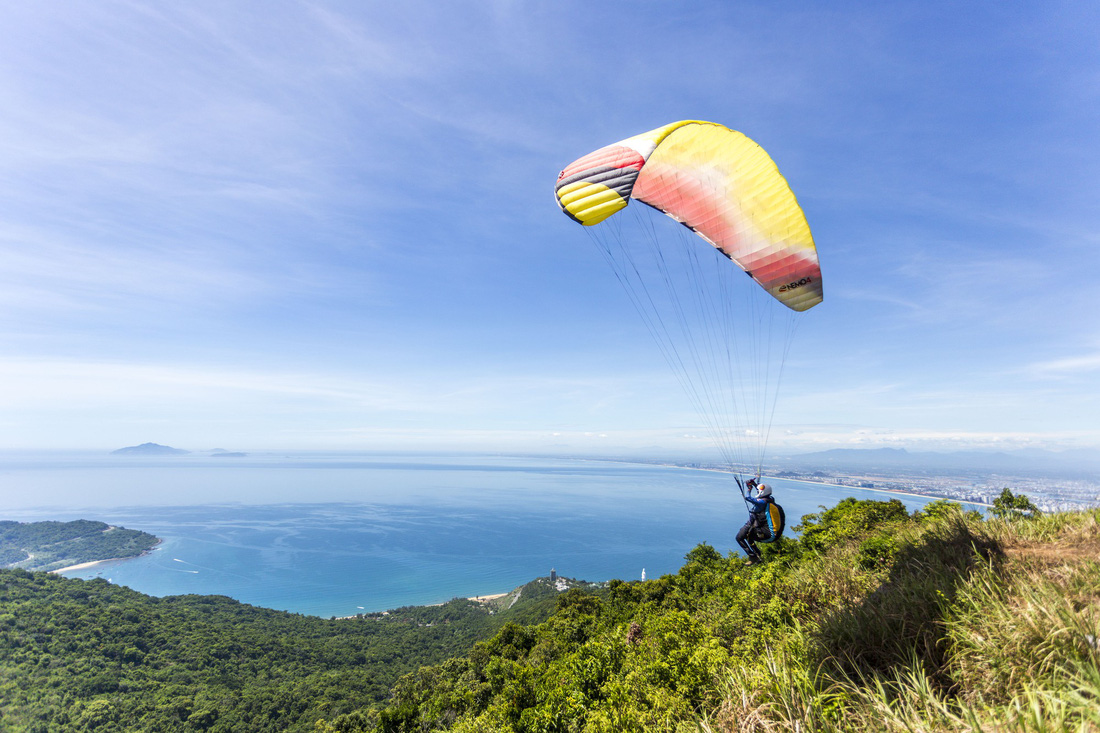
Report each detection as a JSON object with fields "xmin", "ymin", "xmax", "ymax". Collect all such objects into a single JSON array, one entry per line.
[{"xmin": 989, "ymin": 488, "xmax": 1041, "ymax": 520}]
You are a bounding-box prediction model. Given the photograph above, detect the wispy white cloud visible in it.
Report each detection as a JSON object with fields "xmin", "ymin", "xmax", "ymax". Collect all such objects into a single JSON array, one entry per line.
[
  {"xmin": 0, "ymin": 357, "xmax": 667, "ymax": 419},
  {"xmin": 0, "ymin": 225, "xmax": 270, "ymax": 312},
  {"xmin": 1024, "ymin": 352, "xmax": 1100, "ymax": 377},
  {"xmin": 0, "ymin": 2, "xmax": 1097, "ymax": 454}
]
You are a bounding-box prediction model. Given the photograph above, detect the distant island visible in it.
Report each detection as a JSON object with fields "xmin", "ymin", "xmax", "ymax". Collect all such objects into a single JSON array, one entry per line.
[
  {"xmin": 0, "ymin": 520, "xmax": 161, "ymax": 572},
  {"xmin": 111, "ymin": 442, "xmax": 189, "ymax": 456}
]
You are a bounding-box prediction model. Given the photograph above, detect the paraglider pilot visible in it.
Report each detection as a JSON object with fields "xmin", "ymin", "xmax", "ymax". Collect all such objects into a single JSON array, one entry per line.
[{"xmin": 736, "ymin": 478, "xmax": 771, "ymax": 565}]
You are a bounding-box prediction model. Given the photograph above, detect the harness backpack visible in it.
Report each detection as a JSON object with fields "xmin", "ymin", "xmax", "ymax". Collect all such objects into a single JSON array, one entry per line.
[{"xmin": 753, "ymin": 498, "xmax": 786, "ymax": 543}]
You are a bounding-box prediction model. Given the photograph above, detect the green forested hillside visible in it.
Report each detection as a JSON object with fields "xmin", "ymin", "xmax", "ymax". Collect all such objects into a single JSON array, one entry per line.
[
  {"xmin": 0, "ymin": 570, "xmax": 597, "ymax": 732},
  {"xmin": 319, "ymin": 496, "xmax": 1100, "ymax": 732},
  {"xmin": 0, "ymin": 519, "xmax": 160, "ymax": 572},
  {"xmin": 2, "ymin": 495, "xmax": 1097, "ymax": 733}
]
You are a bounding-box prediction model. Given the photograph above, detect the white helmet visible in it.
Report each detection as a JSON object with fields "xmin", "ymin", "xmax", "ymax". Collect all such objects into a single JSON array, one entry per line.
[{"xmin": 756, "ymin": 483, "xmax": 772, "ymax": 498}]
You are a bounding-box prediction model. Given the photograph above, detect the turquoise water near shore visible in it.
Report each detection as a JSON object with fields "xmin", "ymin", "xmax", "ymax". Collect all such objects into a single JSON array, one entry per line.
[{"xmin": 2, "ymin": 453, "xmax": 948, "ymax": 617}]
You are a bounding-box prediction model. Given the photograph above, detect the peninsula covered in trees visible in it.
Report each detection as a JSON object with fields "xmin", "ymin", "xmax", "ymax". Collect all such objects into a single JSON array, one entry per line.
[{"xmin": 0, "ymin": 519, "xmax": 160, "ymax": 572}]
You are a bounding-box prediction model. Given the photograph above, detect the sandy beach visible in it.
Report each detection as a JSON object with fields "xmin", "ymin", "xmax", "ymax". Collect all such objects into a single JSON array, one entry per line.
[
  {"xmin": 467, "ymin": 592, "xmax": 508, "ymax": 603},
  {"xmin": 50, "ymin": 557, "xmax": 127, "ymax": 574}
]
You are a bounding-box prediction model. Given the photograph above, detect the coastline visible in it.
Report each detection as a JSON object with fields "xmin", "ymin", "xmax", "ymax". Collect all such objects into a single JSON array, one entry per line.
[
  {"xmin": 50, "ymin": 541, "xmax": 162, "ymax": 575},
  {"xmin": 23, "ymin": 459, "xmax": 997, "ymax": 620},
  {"xmin": 659, "ymin": 462, "xmax": 992, "ymax": 508},
  {"xmin": 775, "ymin": 475, "xmax": 993, "ymax": 508},
  {"xmin": 336, "ymin": 592, "xmax": 511, "ymax": 620}
]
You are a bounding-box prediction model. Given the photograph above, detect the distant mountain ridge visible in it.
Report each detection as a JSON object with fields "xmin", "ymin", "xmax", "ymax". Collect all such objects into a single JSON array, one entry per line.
[{"xmin": 776, "ymin": 446, "xmax": 1100, "ymax": 475}]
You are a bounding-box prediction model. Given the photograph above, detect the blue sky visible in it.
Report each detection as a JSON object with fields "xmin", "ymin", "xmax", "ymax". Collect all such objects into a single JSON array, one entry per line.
[{"xmin": 1, "ymin": 1, "xmax": 1097, "ymax": 456}]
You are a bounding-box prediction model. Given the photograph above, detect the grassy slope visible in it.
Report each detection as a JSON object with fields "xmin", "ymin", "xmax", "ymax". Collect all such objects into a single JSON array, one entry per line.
[{"xmin": 325, "ymin": 500, "xmax": 1100, "ymax": 733}]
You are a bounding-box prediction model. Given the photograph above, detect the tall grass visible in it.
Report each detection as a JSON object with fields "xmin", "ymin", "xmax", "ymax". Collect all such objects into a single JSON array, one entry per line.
[
  {"xmin": 981, "ymin": 507, "xmax": 1100, "ymax": 545},
  {"xmin": 947, "ymin": 559, "xmax": 1100, "ymax": 704},
  {"xmin": 702, "ymin": 638, "xmax": 844, "ymax": 733},
  {"xmin": 703, "ymin": 508, "xmax": 1100, "ymax": 732},
  {"xmin": 811, "ymin": 514, "xmax": 1001, "ymax": 688}
]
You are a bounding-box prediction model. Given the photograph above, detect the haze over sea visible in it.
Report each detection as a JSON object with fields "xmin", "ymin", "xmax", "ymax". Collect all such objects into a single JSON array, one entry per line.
[{"xmin": 2, "ymin": 452, "xmax": 950, "ymax": 618}]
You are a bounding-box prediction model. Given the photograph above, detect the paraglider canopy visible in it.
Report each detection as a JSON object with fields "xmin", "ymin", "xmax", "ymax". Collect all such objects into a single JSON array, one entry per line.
[{"xmin": 556, "ymin": 120, "xmax": 822, "ymax": 312}]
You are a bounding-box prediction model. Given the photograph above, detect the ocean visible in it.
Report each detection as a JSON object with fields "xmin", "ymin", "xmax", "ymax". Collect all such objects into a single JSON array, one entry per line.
[{"xmin": 2, "ymin": 452, "xmax": 948, "ymax": 617}]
